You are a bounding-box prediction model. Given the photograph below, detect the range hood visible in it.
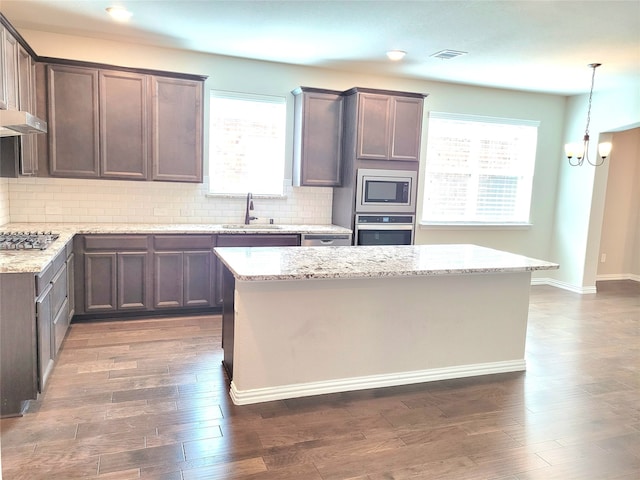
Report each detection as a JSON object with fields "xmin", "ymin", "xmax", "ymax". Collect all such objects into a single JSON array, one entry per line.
[{"xmin": 0, "ymin": 110, "xmax": 47, "ymax": 137}]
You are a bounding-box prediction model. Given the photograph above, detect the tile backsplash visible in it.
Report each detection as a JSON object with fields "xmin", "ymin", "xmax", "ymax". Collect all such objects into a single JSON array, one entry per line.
[{"xmin": 5, "ymin": 177, "xmax": 333, "ymax": 225}]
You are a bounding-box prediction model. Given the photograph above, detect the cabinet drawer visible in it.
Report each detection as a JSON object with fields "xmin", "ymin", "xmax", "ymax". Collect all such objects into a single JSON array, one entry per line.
[
  {"xmin": 84, "ymin": 235, "xmax": 148, "ymax": 250},
  {"xmin": 153, "ymin": 235, "xmax": 213, "ymax": 250},
  {"xmin": 65, "ymin": 239, "xmax": 74, "ymax": 257},
  {"xmin": 50, "ymin": 261, "xmax": 68, "ymax": 316},
  {"xmin": 36, "ymin": 249, "xmax": 66, "ymax": 296},
  {"xmin": 52, "ymin": 298, "xmax": 70, "ymax": 355}
]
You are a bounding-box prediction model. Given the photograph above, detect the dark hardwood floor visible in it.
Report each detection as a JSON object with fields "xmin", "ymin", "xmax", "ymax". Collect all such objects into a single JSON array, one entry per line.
[{"xmin": 1, "ymin": 280, "xmax": 638, "ymax": 479}]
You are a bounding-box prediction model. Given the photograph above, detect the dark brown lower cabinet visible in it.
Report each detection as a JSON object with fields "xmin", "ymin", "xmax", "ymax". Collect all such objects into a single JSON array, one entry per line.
[
  {"xmin": 1, "ymin": 274, "xmax": 37, "ymax": 417},
  {"xmin": 221, "ymin": 265, "xmax": 235, "ymax": 379},
  {"xmin": 153, "ymin": 235, "xmax": 215, "ymax": 309},
  {"xmin": 76, "ymin": 234, "xmax": 216, "ymax": 316},
  {"xmin": 1, "ymin": 240, "xmax": 74, "ymax": 417},
  {"xmin": 118, "ymin": 252, "xmax": 149, "ymax": 310},
  {"xmin": 36, "ymin": 283, "xmax": 55, "ymax": 392},
  {"xmin": 83, "ymin": 252, "xmax": 149, "ymax": 312},
  {"xmin": 84, "ymin": 252, "xmax": 117, "ymax": 311},
  {"xmin": 154, "ymin": 252, "xmax": 184, "ymax": 308},
  {"xmin": 75, "ymin": 235, "xmax": 150, "ymax": 315}
]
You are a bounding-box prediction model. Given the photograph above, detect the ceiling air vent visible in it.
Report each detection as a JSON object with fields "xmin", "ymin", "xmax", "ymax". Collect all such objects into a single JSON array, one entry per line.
[{"xmin": 430, "ymin": 49, "xmax": 468, "ymax": 60}]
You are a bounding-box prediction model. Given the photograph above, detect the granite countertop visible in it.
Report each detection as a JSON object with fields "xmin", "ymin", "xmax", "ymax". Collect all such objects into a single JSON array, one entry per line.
[
  {"xmin": 0, "ymin": 223, "xmax": 351, "ymax": 274},
  {"xmin": 214, "ymin": 244, "xmax": 559, "ymax": 281}
]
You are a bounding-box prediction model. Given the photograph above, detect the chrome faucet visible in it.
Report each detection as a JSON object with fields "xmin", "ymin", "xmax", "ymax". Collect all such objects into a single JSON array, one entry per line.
[{"xmin": 244, "ymin": 192, "xmax": 258, "ymax": 224}]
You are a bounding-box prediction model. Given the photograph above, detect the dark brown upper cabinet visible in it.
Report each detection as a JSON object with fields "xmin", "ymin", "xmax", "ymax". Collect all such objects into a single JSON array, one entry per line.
[
  {"xmin": 46, "ymin": 62, "xmax": 205, "ymax": 183},
  {"xmin": 1, "ymin": 25, "xmax": 19, "ymax": 111},
  {"xmin": 151, "ymin": 76, "xmax": 203, "ymax": 183},
  {"xmin": 292, "ymin": 87, "xmax": 344, "ymax": 187},
  {"xmin": 345, "ymin": 88, "xmax": 425, "ymax": 163},
  {"xmin": 48, "ymin": 64, "xmax": 100, "ymax": 178},
  {"xmin": 100, "ymin": 70, "xmax": 149, "ymax": 179},
  {"xmin": 17, "ymin": 45, "xmax": 37, "ymax": 175}
]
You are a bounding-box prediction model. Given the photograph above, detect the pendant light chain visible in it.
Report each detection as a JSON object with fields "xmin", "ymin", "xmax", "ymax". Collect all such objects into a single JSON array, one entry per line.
[
  {"xmin": 584, "ymin": 64, "xmax": 597, "ymax": 140},
  {"xmin": 565, "ymin": 63, "xmax": 609, "ymax": 167}
]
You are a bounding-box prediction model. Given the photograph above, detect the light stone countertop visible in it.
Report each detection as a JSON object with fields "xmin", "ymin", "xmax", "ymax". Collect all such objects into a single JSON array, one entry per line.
[
  {"xmin": 0, "ymin": 223, "xmax": 351, "ymax": 274},
  {"xmin": 214, "ymin": 244, "xmax": 559, "ymax": 281}
]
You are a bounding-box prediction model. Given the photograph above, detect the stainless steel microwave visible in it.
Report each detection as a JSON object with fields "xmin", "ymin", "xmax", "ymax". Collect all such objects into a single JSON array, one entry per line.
[{"xmin": 355, "ymin": 168, "xmax": 418, "ymax": 213}]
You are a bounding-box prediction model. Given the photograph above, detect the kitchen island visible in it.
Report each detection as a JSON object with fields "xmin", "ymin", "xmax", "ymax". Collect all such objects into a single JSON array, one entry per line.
[{"xmin": 214, "ymin": 244, "xmax": 559, "ymax": 405}]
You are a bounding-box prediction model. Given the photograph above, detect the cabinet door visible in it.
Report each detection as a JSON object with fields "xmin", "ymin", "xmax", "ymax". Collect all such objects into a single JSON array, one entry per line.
[
  {"xmin": 85, "ymin": 252, "xmax": 117, "ymax": 311},
  {"xmin": 17, "ymin": 50, "xmax": 37, "ymax": 175},
  {"xmin": 3, "ymin": 29, "xmax": 18, "ymax": 111},
  {"xmin": 357, "ymin": 93, "xmax": 391, "ymax": 160},
  {"xmin": 67, "ymin": 252, "xmax": 75, "ymax": 321},
  {"xmin": 184, "ymin": 251, "xmax": 213, "ymax": 307},
  {"xmin": 100, "ymin": 70, "xmax": 149, "ymax": 179},
  {"xmin": 36, "ymin": 284, "xmax": 54, "ymax": 392},
  {"xmin": 48, "ymin": 64, "xmax": 100, "ymax": 177},
  {"xmin": 52, "ymin": 298, "xmax": 69, "ymax": 357},
  {"xmin": 389, "ymin": 97, "xmax": 423, "ymax": 162},
  {"xmin": 292, "ymin": 89, "xmax": 343, "ymax": 186},
  {"xmin": 0, "ymin": 25, "xmax": 6, "ymax": 109},
  {"xmin": 17, "ymin": 46, "xmax": 31, "ymax": 112},
  {"xmin": 151, "ymin": 76, "xmax": 203, "ymax": 182},
  {"xmin": 153, "ymin": 252, "xmax": 184, "ymax": 308},
  {"xmin": 118, "ymin": 252, "xmax": 148, "ymax": 310}
]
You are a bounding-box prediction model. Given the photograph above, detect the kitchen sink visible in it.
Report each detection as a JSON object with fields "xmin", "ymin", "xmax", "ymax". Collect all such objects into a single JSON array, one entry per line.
[{"xmin": 221, "ymin": 224, "xmax": 283, "ymax": 230}]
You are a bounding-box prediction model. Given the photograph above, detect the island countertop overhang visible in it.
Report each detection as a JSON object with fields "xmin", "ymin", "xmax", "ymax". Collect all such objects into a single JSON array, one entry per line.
[{"xmin": 214, "ymin": 244, "xmax": 559, "ymax": 281}]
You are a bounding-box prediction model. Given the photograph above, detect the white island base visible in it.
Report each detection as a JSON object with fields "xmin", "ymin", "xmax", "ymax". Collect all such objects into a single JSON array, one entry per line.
[{"xmin": 228, "ymin": 270, "xmax": 532, "ymax": 405}]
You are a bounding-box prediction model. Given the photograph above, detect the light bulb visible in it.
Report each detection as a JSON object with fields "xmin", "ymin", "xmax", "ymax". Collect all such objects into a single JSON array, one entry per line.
[
  {"xmin": 598, "ymin": 142, "xmax": 612, "ymax": 159},
  {"xmin": 106, "ymin": 6, "xmax": 132, "ymax": 21},
  {"xmin": 386, "ymin": 50, "xmax": 406, "ymax": 61}
]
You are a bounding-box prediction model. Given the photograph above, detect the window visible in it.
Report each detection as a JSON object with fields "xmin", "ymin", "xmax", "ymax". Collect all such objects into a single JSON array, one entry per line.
[
  {"xmin": 421, "ymin": 112, "xmax": 539, "ymax": 225},
  {"xmin": 209, "ymin": 91, "xmax": 286, "ymax": 195}
]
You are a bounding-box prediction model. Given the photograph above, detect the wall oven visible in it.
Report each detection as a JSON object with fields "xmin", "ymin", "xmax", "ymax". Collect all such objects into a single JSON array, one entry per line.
[
  {"xmin": 356, "ymin": 168, "xmax": 417, "ymax": 213},
  {"xmin": 355, "ymin": 214, "xmax": 415, "ymax": 246}
]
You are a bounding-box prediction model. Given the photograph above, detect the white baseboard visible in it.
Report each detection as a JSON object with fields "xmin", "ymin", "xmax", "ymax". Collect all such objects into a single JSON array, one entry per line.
[
  {"xmin": 596, "ymin": 273, "xmax": 640, "ymax": 282},
  {"xmin": 534, "ymin": 275, "xmax": 640, "ymax": 293},
  {"xmin": 229, "ymin": 359, "xmax": 526, "ymax": 405},
  {"xmin": 533, "ymin": 277, "xmax": 597, "ymax": 294}
]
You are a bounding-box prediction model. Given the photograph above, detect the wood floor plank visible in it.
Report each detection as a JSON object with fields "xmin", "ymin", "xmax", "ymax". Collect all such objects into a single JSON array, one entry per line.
[{"xmin": 1, "ymin": 280, "xmax": 638, "ymax": 479}]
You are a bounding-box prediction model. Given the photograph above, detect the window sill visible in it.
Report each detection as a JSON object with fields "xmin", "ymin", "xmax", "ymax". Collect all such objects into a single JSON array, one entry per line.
[
  {"xmin": 419, "ymin": 222, "xmax": 532, "ymax": 231},
  {"xmin": 205, "ymin": 193, "xmax": 287, "ymax": 200}
]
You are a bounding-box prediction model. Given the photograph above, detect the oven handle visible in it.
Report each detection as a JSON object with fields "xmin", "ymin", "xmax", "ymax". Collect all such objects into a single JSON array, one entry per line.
[{"xmin": 355, "ymin": 224, "xmax": 414, "ymax": 231}]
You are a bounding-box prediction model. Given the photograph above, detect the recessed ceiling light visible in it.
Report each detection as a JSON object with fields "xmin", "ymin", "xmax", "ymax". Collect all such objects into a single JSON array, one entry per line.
[
  {"xmin": 430, "ymin": 49, "xmax": 467, "ymax": 60},
  {"xmin": 386, "ymin": 50, "xmax": 407, "ymax": 61},
  {"xmin": 106, "ymin": 6, "xmax": 132, "ymax": 22}
]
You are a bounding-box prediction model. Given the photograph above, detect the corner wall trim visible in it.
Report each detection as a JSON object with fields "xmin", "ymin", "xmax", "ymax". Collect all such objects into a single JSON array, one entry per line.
[{"xmin": 229, "ymin": 359, "xmax": 526, "ymax": 405}]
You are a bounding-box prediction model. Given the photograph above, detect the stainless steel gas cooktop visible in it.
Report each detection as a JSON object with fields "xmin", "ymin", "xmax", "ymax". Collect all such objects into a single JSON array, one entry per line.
[{"xmin": 0, "ymin": 232, "xmax": 60, "ymax": 250}]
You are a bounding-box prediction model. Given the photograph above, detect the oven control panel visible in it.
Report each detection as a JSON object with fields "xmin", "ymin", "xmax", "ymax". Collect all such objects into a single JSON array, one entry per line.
[{"xmin": 356, "ymin": 215, "xmax": 414, "ymax": 224}]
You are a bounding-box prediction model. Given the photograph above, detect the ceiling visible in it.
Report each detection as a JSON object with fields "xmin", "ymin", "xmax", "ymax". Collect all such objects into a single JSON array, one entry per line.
[{"xmin": 2, "ymin": 0, "xmax": 639, "ymax": 95}]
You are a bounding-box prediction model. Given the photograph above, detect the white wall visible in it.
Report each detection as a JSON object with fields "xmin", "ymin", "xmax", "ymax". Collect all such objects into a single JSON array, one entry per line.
[
  {"xmin": 413, "ymin": 83, "xmax": 564, "ymax": 265},
  {"xmin": 597, "ymin": 128, "xmax": 640, "ymax": 280},
  {"xmin": 9, "ymin": 29, "xmax": 567, "ymax": 266},
  {"xmin": 550, "ymin": 86, "xmax": 640, "ymax": 292}
]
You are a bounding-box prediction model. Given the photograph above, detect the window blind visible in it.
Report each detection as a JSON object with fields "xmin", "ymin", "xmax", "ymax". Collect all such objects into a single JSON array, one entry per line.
[
  {"xmin": 422, "ymin": 112, "xmax": 539, "ymax": 224},
  {"xmin": 209, "ymin": 91, "xmax": 286, "ymax": 195}
]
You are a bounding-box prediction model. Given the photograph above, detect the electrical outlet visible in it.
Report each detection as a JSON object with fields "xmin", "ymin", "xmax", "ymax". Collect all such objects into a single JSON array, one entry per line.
[{"xmin": 600, "ymin": 253, "xmax": 607, "ymax": 263}]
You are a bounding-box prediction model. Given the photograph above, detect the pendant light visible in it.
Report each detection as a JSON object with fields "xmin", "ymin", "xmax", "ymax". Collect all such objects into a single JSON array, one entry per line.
[{"xmin": 564, "ymin": 63, "xmax": 611, "ymax": 167}]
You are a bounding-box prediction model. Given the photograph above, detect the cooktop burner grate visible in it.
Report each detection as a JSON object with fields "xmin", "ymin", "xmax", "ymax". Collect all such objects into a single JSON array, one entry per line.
[{"xmin": 0, "ymin": 232, "xmax": 60, "ymax": 250}]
